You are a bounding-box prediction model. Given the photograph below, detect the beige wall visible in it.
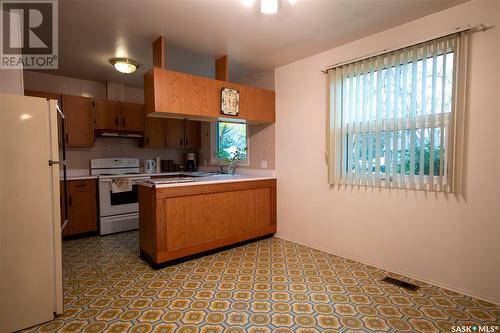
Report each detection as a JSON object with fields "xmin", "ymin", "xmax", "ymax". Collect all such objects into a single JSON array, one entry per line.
[
  {"xmin": 199, "ymin": 69, "xmax": 277, "ymax": 170},
  {"xmin": 275, "ymin": 1, "xmax": 500, "ymax": 304}
]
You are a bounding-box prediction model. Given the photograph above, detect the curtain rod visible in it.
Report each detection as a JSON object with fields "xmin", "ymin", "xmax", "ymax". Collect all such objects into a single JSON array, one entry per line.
[{"xmin": 321, "ymin": 24, "xmax": 488, "ymax": 73}]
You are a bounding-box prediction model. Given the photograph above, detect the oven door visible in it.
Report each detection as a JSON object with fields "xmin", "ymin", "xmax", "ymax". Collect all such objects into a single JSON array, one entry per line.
[{"xmin": 98, "ymin": 177, "xmax": 150, "ymax": 217}]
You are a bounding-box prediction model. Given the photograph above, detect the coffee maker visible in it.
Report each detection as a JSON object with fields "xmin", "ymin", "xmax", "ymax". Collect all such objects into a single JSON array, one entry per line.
[{"xmin": 185, "ymin": 153, "xmax": 197, "ymax": 171}]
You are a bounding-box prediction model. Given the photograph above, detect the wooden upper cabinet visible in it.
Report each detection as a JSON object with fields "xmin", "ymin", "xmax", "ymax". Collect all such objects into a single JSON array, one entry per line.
[
  {"xmin": 165, "ymin": 118, "xmax": 185, "ymax": 149},
  {"xmin": 144, "ymin": 116, "xmax": 165, "ymax": 148},
  {"xmin": 95, "ymin": 100, "xmax": 144, "ymax": 132},
  {"xmin": 121, "ymin": 102, "xmax": 144, "ymax": 132},
  {"xmin": 247, "ymin": 88, "xmax": 276, "ymax": 123},
  {"xmin": 25, "ymin": 90, "xmax": 61, "ymax": 101},
  {"xmin": 144, "ymin": 67, "xmax": 275, "ymax": 123},
  {"xmin": 62, "ymin": 95, "xmax": 95, "ymax": 147},
  {"xmin": 95, "ymin": 100, "xmax": 120, "ymax": 130},
  {"xmin": 184, "ymin": 120, "xmax": 201, "ymax": 150},
  {"xmin": 166, "ymin": 71, "xmax": 191, "ymax": 115},
  {"xmin": 165, "ymin": 119, "xmax": 201, "ymax": 150},
  {"xmin": 191, "ymin": 75, "xmax": 212, "ymax": 117}
]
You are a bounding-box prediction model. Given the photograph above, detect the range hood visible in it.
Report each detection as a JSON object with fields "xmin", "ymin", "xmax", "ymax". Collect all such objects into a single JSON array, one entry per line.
[{"xmin": 98, "ymin": 132, "xmax": 143, "ymax": 138}]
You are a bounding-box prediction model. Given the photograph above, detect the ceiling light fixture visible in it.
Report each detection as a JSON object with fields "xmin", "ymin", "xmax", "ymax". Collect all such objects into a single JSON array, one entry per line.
[
  {"xmin": 109, "ymin": 57, "xmax": 139, "ymax": 74},
  {"xmin": 242, "ymin": 0, "xmax": 297, "ymax": 14},
  {"xmin": 240, "ymin": 0, "xmax": 255, "ymax": 8},
  {"xmin": 260, "ymin": 0, "xmax": 278, "ymax": 14}
]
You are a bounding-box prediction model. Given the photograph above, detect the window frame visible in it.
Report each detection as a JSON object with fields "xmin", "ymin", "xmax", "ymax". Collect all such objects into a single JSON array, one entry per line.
[
  {"xmin": 326, "ymin": 32, "xmax": 468, "ymax": 193},
  {"xmin": 210, "ymin": 121, "xmax": 250, "ymax": 167}
]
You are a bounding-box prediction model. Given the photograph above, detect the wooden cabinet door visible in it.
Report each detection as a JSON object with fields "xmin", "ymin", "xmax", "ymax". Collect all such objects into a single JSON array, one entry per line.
[
  {"xmin": 62, "ymin": 95, "xmax": 95, "ymax": 147},
  {"xmin": 191, "ymin": 76, "xmax": 211, "ymax": 117},
  {"xmin": 95, "ymin": 100, "xmax": 120, "ymax": 130},
  {"xmin": 165, "ymin": 118, "xmax": 185, "ymax": 149},
  {"xmin": 144, "ymin": 116, "xmax": 165, "ymax": 148},
  {"xmin": 63, "ymin": 180, "xmax": 97, "ymax": 236},
  {"xmin": 238, "ymin": 85, "xmax": 254, "ymax": 120},
  {"xmin": 184, "ymin": 120, "xmax": 201, "ymax": 150},
  {"xmin": 247, "ymin": 88, "xmax": 275, "ymax": 123},
  {"xmin": 120, "ymin": 102, "xmax": 144, "ymax": 132},
  {"xmin": 68, "ymin": 190, "xmax": 97, "ymax": 234},
  {"xmin": 166, "ymin": 71, "xmax": 191, "ymax": 115}
]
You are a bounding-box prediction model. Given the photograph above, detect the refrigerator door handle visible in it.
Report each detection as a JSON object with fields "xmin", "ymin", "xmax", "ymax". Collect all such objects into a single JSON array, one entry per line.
[
  {"xmin": 48, "ymin": 160, "xmax": 66, "ymax": 166},
  {"xmin": 56, "ymin": 104, "xmax": 65, "ymax": 118}
]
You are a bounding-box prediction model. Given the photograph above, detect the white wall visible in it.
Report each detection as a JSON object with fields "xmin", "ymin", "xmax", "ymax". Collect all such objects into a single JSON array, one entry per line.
[{"xmin": 275, "ymin": 1, "xmax": 500, "ymax": 304}]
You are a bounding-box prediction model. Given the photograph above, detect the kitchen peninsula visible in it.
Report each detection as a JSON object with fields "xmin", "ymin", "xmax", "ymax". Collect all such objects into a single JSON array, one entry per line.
[{"xmin": 138, "ymin": 174, "xmax": 277, "ymax": 266}]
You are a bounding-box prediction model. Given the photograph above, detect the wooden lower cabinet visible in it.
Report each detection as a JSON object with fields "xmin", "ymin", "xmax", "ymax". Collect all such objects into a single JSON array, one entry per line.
[
  {"xmin": 61, "ymin": 179, "xmax": 97, "ymax": 236},
  {"xmin": 139, "ymin": 179, "xmax": 276, "ymax": 265}
]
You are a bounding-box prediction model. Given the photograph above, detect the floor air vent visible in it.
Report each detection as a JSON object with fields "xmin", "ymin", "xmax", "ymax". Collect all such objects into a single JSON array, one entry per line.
[{"xmin": 382, "ymin": 276, "xmax": 420, "ymax": 291}]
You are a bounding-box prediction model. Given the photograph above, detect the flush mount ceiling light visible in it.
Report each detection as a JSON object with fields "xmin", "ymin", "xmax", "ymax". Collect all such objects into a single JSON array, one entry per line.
[
  {"xmin": 109, "ymin": 57, "xmax": 139, "ymax": 74},
  {"xmin": 241, "ymin": 0, "xmax": 297, "ymax": 14},
  {"xmin": 261, "ymin": 0, "xmax": 278, "ymax": 14}
]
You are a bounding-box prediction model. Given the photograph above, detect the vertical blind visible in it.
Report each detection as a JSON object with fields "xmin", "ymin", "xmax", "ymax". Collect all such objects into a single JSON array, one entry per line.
[{"xmin": 326, "ymin": 32, "xmax": 468, "ymax": 192}]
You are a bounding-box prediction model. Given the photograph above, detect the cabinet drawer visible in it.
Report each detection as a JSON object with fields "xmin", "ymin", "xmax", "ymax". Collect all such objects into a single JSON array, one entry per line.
[{"xmin": 67, "ymin": 179, "xmax": 96, "ymax": 191}]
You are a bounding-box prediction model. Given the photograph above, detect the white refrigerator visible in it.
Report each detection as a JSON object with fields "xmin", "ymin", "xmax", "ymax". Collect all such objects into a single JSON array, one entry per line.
[{"xmin": 0, "ymin": 93, "xmax": 64, "ymax": 332}]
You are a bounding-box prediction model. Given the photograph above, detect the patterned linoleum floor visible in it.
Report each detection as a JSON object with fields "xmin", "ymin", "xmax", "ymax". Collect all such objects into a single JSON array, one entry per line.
[{"xmin": 23, "ymin": 231, "xmax": 499, "ymax": 333}]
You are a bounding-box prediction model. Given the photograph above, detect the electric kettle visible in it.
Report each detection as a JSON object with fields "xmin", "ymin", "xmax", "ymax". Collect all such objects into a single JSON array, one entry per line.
[{"xmin": 144, "ymin": 159, "xmax": 156, "ymax": 174}]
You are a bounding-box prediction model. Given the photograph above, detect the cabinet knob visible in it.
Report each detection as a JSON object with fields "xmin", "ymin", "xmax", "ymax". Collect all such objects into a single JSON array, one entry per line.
[
  {"xmin": 68, "ymin": 196, "xmax": 72, "ymax": 206},
  {"xmin": 122, "ymin": 118, "xmax": 126, "ymax": 127},
  {"xmin": 65, "ymin": 133, "xmax": 69, "ymax": 143},
  {"xmin": 115, "ymin": 117, "xmax": 119, "ymax": 127},
  {"xmin": 180, "ymin": 138, "xmax": 183, "ymax": 147}
]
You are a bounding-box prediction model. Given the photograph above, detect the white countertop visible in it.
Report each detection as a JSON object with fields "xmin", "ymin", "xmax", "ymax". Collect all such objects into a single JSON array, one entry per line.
[
  {"xmin": 63, "ymin": 168, "xmax": 276, "ymax": 182},
  {"xmin": 66, "ymin": 175, "xmax": 99, "ymax": 181},
  {"xmin": 63, "ymin": 169, "xmax": 98, "ymax": 181},
  {"xmin": 139, "ymin": 174, "xmax": 276, "ymax": 188}
]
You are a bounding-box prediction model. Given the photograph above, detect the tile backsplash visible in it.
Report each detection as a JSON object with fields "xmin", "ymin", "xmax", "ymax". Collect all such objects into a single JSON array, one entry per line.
[{"xmin": 65, "ymin": 137, "xmax": 188, "ymax": 171}]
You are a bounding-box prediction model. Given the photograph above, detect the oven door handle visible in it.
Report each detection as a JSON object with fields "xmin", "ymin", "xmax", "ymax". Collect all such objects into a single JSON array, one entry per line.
[{"xmin": 99, "ymin": 177, "xmax": 150, "ymax": 184}]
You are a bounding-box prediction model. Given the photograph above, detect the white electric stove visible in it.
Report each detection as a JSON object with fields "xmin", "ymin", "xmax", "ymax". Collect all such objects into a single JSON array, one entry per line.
[{"xmin": 91, "ymin": 158, "xmax": 150, "ymax": 235}]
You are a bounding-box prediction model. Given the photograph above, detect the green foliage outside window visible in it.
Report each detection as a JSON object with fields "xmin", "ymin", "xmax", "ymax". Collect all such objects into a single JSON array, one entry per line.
[{"xmin": 217, "ymin": 122, "xmax": 248, "ymax": 162}]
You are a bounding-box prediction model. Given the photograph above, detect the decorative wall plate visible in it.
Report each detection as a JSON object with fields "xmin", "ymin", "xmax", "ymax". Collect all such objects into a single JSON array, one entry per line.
[{"xmin": 221, "ymin": 88, "xmax": 240, "ymax": 116}]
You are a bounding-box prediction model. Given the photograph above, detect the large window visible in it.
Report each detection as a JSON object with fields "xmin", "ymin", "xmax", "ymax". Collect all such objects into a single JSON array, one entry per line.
[
  {"xmin": 327, "ymin": 32, "xmax": 468, "ymax": 192},
  {"xmin": 216, "ymin": 121, "xmax": 248, "ymax": 161}
]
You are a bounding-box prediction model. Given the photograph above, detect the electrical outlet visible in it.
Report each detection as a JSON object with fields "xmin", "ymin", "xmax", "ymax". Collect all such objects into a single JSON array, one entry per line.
[{"xmin": 261, "ymin": 160, "xmax": 268, "ymax": 169}]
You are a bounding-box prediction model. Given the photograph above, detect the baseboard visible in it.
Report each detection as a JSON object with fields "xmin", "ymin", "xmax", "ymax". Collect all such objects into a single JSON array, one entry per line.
[{"xmin": 274, "ymin": 234, "xmax": 500, "ymax": 306}]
